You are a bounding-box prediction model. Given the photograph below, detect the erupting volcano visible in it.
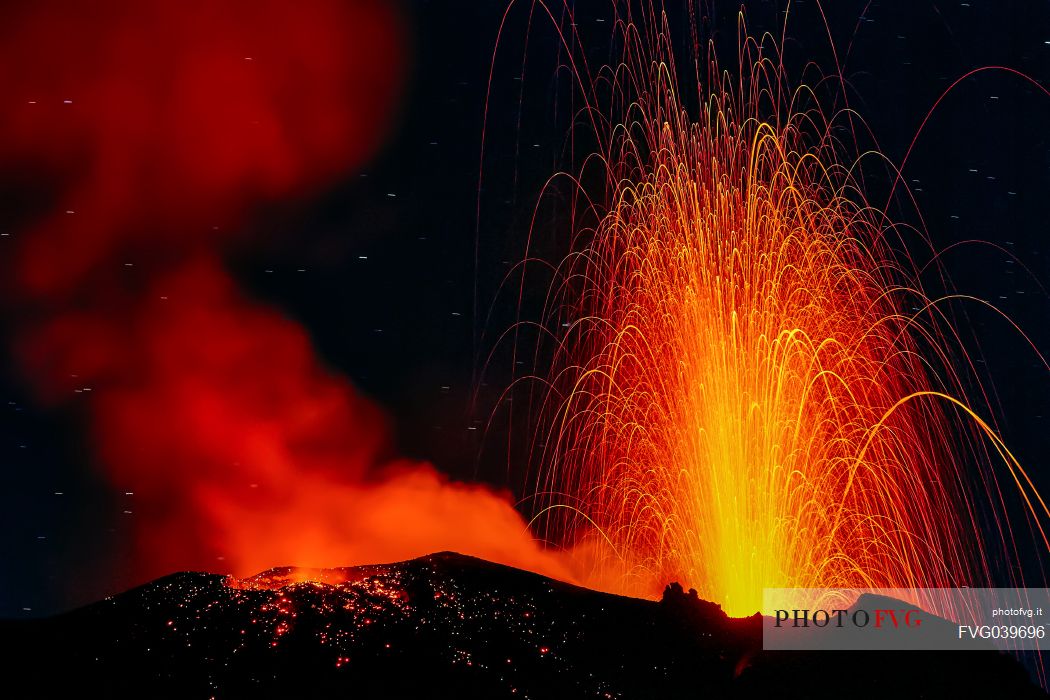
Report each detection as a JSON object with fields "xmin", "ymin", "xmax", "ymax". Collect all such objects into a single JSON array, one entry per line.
[{"xmin": 4, "ymin": 0, "xmax": 1050, "ymax": 697}]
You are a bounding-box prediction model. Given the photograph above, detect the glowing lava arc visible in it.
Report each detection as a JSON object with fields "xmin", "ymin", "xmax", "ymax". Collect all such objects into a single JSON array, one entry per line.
[{"xmin": 509, "ymin": 9, "xmax": 1050, "ymax": 616}]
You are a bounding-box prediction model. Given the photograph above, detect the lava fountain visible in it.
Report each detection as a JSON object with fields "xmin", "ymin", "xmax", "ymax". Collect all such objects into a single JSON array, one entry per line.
[{"xmin": 503, "ymin": 5, "xmax": 1050, "ymax": 616}]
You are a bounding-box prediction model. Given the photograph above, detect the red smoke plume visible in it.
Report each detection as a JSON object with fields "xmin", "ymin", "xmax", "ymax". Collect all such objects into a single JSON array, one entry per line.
[{"xmin": 4, "ymin": 0, "xmax": 570, "ymax": 586}]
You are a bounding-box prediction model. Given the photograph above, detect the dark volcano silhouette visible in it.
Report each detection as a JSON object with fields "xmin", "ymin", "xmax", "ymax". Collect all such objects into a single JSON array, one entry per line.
[{"xmin": 1, "ymin": 552, "xmax": 1044, "ymax": 698}]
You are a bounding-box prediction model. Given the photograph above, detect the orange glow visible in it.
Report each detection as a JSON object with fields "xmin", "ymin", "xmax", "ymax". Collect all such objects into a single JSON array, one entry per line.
[
  {"xmin": 20, "ymin": 256, "xmax": 574, "ymax": 587},
  {"xmin": 227, "ymin": 568, "xmax": 360, "ymax": 591},
  {"xmin": 4, "ymin": 0, "xmax": 573, "ymax": 594},
  {"xmin": 516, "ymin": 10, "xmax": 1050, "ymax": 616}
]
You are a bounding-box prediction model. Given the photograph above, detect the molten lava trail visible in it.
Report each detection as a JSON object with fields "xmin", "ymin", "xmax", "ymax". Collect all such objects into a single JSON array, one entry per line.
[{"xmin": 491, "ymin": 3, "xmax": 1050, "ymax": 616}]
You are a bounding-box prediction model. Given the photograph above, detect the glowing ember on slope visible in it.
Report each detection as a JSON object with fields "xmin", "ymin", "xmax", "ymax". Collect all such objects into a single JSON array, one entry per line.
[{"xmin": 226, "ymin": 567, "xmax": 368, "ymax": 591}]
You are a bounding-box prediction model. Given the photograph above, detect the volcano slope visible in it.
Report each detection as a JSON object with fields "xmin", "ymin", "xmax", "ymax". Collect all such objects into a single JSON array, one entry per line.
[{"xmin": 1, "ymin": 552, "xmax": 1043, "ymax": 698}]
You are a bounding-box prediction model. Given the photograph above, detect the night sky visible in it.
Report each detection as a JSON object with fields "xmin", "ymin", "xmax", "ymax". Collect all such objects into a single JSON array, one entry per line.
[{"xmin": 3, "ymin": 0, "xmax": 1050, "ymax": 617}]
